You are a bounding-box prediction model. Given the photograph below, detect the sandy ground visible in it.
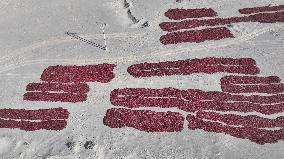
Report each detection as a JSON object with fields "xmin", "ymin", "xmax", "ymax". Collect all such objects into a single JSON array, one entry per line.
[{"xmin": 0, "ymin": 0, "xmax": 284, "ymax": 158}]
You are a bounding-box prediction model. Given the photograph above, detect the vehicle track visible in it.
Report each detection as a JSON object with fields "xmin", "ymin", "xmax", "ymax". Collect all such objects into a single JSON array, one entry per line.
[
  {"xmin": 0, "ymin": 24, "xmax": 283, "ymax": 76},
  {"xmin": 0, "ymin": 32, "xmax": 144, "ymax": 64}
]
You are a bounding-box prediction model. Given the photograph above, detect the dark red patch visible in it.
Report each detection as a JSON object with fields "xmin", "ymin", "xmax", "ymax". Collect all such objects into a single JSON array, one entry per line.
[
  {"xmin": 160, "ymin": 27, "xmax": 234, "ymax": 44},
  {"xmin": 196, "ymin": 111, "xmax": 284, "ymax": 128},
  {"xmin": 165, "ymin": 8, "xmax": 217, "ymax": 20},
  {"xmin": 110, "ymin": 88, "xmax": 183, "ymax": 108},
  {"xmin": 103, "ymin": 108, "xmax": 184, "ymax": 132},
  {"xmin": 221, "ymin": 83, "xmax": 284, "ymax": 94},
  {"xmin": 187, "ymin": 115, "xmax": 284, "ymax": 144},
  {"xmin": 0, "ymin": 119, "xmax": 67, "ymax": 131},
  {"xmin": 23, "ymin": 92, "xmax": 87, "ymax": 103},
  {"xmin": 127, "ymin": 57, "xmax": 259, "ymax": 78},
  {"xmin": 179, "ymin": 101, "xmax": 284, "ymax": 115},
  {"xmin": 220, "ymin": 76, "xmax": 281, "ymax": 84},
  {"xmin": 180, "ymin": 89, "xmax": 284, "ymax": 103},
  {"xmin": 26, "ymin": 82, "xmax": 90, "ymax": 94},
  {"xmin": 239, "ymin": 5, "xmax": 284, "ymax": 14},
  {"xmin": 0, "ymin": 107, "xmax": 69, "ymax": 131},
  {"xmin": 220, "ymin": 75, "xmax": 284, "ymax": 94},
  {"xmin": 110, "ymin": 88, "xmax": 284, "ymax": 114},
  {"xmin": 159, "ymin": 11, "xmax": 284, "ymax": 32},
  {"xmin": 40, "ymin": 64, "xmax": 116, "ymax": 83},
  {"xmin": 0, "ymin": 107, "xmax": 69, "ymax": 120}
]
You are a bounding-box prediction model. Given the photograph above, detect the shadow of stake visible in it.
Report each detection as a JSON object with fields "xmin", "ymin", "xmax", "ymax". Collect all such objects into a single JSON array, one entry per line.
[{"xmin": 65, "ymin": 32, "xmax": 106, "ymax": 50}]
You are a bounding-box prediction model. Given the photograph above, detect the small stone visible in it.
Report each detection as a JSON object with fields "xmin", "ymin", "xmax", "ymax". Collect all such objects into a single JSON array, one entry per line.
[
  {"xmin": 141, "ymin": 21, "xmax": 149, "ymax": 28},
  {"xmin": 65, "ymin": 141, "xmax": 75, "ymax": 149},
  {"xmin": 84, "ymin": 141, "xmax": 95, "ymax": 149}
]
